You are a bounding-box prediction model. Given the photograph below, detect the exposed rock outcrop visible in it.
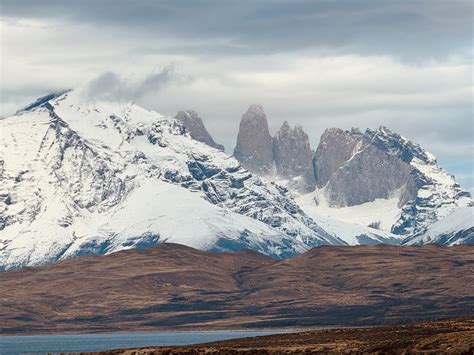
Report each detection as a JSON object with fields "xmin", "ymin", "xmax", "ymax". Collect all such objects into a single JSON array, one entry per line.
[
  {"xmin": 273, "ymin": 121, "xmax": 316, "ymax": 192},
  {"xmin": 233, "ymin": 107, "xmax": 316, "ymax": 192},
  {"xmin": 175, "ymin": 110, "xmax": 224, "ymax": 151},
  {"xmin": 324, "ymin": 143, "xmax": 416, "ymax": 207},
  {"xmin": 233, "ymin": 105, "xmax": 274, "ymax": 175},
  {"xmin": 314, "ymin": 128, "xmax": 363, "ymax": 188},
  {"xmin": 314, "ymin": 127, "xmax": 422, "ymax": 208}
]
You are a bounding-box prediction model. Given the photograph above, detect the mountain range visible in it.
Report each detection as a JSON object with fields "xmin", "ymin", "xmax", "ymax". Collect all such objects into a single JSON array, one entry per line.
[{"xmin": 0, "ymin": 90, "xmax": 472, "ymax": 269}]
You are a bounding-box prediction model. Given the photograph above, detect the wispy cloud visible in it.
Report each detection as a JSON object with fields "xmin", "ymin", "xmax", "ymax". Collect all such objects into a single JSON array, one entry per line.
[{"xmin": 85, "ymin": 66, "xmax": 178, "ymax": 101}]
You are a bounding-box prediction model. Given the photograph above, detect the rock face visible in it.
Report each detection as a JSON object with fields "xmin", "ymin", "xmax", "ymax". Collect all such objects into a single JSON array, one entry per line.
[
  {"xmin": 314, "ymin": 128, "xmax": 363, "ymax": 188},
  {"xmin": 324, "ymin": 143, "xmax": 416, "ymax": 208},
  {"xmin": 175, "ymin": 110, "xmax": 224, "ymax": 151},
  {"xmin": 233, "ymin": 105, "xmax": 274, "ymax": 175},
  {"xmin": 233, "ymin": 107, "xmax": 316, "ymax": 192},
  {"xmin": 312, "ymin": 126, "xmax": 472, "ymax": 237},
  {"xmin": 273, "ymin": 121, "xmax": 316, "ymax": 192}
]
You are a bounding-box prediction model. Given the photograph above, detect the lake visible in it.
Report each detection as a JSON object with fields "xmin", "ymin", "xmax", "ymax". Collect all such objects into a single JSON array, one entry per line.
[{"xmin": 0, "ymin": 330, "xmax": 287, "ymax": 354}]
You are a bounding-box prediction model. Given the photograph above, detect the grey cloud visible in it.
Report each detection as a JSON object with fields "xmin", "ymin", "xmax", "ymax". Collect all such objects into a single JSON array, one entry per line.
[
  {"xmin": 86, "ymin": 72, "xmax": 123, "ymax": 101},
  {"xmin": 139, "ymin": 67, "xmax": 177, "ymax": 96},
  {"xmin": 1, "ymin": 0, "xmax": 472, "ymax": 60},
  {"xmin": 85, "ymin": 66, "xmax": 177, "ymax": 101}
]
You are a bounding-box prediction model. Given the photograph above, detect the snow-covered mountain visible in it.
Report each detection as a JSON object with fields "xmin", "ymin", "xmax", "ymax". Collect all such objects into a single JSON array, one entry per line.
[
  {"xmin": 232, "ymin": 107, "xmax": 471, "ymax": 245},
  {"xmin": 309, "ymin": 127, "xmax": 471, "ymax": 241},
  {"xmin": 403, "ymin": 207, "xmax": 473, "ymax": 245},
  {"xmin": 0, "ymin": 92, "xmax": 471, "ymax": 270},
  {"xmin": 0, "ymin": 91, "xmax": 350, "ymax": 270}
]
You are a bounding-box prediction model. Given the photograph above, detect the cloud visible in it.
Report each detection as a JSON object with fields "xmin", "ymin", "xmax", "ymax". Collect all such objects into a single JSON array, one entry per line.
[
  {"xmin": 84, "ymin": 66, "xmax": 178, "ymax": 101},
  {"xmin": 0, "ymin": 1, "xmax": 472, "ymax": 191},
  {"xmin": 1, "ymin": 0, "xmax": 472, "ymax": 61}
]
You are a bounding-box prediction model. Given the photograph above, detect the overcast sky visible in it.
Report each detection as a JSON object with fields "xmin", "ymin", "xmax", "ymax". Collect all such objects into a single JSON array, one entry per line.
[{"xmin": 1, "ymin": 0, "xmax": 473, "ymax": 192}]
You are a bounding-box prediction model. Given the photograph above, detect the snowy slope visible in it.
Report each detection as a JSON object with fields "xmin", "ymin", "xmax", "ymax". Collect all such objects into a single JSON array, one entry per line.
[
  {"xmin": 0, "ymin": 91, "xmax": 342, "ymax": 269},
  {"xmin": 403, "ymin": 207, "xmax": 474, "ymax": 245},
  {"xmin": 394, "ymin": 155, "xmax": 472, "ymax": 236},
  {"xmin": 296, "ymin": 190, "xmax": 404, "ymax": 245},
  {"xmin": 296, "ymin": 188, "xmax": 402, "ymax": 232}
]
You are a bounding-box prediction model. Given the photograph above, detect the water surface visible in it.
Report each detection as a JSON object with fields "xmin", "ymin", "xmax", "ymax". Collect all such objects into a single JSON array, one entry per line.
[{"xmin": 0, "ymin": 330, "xmax": 288, "ymax": 354}]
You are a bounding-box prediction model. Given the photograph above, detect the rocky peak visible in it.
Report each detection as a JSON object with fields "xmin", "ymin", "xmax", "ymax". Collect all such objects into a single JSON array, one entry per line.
[
  {"xmin": 314, "ymin": 128, "xmax": 362, "ymax": 188},
  {"xmin": 243, "ymin": 104, "xmax": 266, "ymax": 121},
  {"xmin": 294, "ymin": 124, "xmax": 306, "ymax": 134},
  {"xmin": 175, "ymin": 110, "xmax": 224, "ymax": 151},
  {"xmin": 233, "ymin": 105, "xmax": 274, "ymax": 175},
  {"xmin": 276, "ymin": 120, "xmax": 292, "ymax": 134},
  {"xmin": 273, "ymin": 121, "xmax": 315, "ymax": 192},
  {"xmin": 233, "ymin": 109, "xmax": 316, "ymax": 191},
  {"xmin": 362, "ymin": 126, "xmax": 435, "ymax": 165},
  {"xmin": 18, "ymin": 90, "xmax": 71, "ymax": 113}
]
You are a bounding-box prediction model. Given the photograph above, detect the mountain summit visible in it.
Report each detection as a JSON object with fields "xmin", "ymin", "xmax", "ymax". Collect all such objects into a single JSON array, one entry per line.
[
  {"xmin": 233, "ymin": 107, "xmax": 316, "ymax": 193},
  {"xmin": 175, "ymin": 110, "xmax": 224, "ymax": 151},
  {"xmin": 233, "ymin": 104, "xmax": 275, "ymax": 175},
  {"xmin": 273, "ymin": 121, "xmax": 316, "ymax": 192}
]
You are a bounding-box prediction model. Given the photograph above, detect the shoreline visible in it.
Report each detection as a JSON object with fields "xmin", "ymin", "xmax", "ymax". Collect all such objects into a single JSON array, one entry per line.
[
  {"xmin": 88, "ymin": 317, "xmax": 474, "ymax": 354},
  {"xmin": 0, "ymin": 315, "xmax": 465, "ymax": 337},
  {"xmin": 0, "ymin": 324, "xmax": 357, "ymax": 337}
]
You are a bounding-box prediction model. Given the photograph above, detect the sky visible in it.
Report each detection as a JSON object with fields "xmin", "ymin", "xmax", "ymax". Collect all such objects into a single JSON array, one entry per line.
[{"xmin": 1, "ymin": 0, "xmax": 473, "ymax": 192}]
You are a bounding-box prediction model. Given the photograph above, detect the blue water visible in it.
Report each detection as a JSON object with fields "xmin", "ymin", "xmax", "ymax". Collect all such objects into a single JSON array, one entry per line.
[{"xmin": 0, "ymin": 330, "xmax": 286, "ymax": 354}]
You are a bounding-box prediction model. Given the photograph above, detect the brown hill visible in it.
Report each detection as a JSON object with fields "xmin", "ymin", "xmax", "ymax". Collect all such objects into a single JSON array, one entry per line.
[{"xmin": 0, "ymin": 244, "xmax": 473, "ymax": 334}]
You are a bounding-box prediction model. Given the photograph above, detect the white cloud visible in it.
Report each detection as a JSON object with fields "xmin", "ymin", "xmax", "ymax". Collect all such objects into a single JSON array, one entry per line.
[{"xmin": 0, "ymin": 9, "xmax": 472, "ymax": 191}]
